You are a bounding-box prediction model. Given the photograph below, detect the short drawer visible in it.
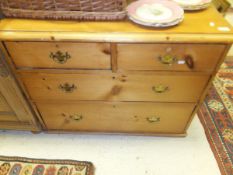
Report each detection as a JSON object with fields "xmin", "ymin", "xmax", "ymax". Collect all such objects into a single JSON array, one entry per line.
[
  {"xmin": 20, "ymin": 72, "xmax": 209, "ymax": 102},
  {"xmin": 5, "ymin": 42, "xmax": 111, "ymax": 69},
  {"xmin": 36, "ymin": 102, "xmax": 196, "ymax": 134},
  {"xmin": 118, "ymin": 44, "xmax": 225, "ymax": 72}
]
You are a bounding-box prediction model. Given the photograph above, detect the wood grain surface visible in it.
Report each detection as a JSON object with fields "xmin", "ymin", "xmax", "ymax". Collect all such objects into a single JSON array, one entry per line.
[
  {"xmin": 6, "ymin": 42, "xmax": 111, "ymax": 69},
  {"xmin": 0, "ymin": 6, "xmax": 232, "ymax": 43},
  {"xmin": 37, "ymin": 101, "xmax": 195, "ymax": 134},
  {"xmin": 118, "ymin": 43, "xmax": 226, "ymax": 72},
  {"xmin": 19, "ymin": 72, "xmax": 209, "ymax": 102}
]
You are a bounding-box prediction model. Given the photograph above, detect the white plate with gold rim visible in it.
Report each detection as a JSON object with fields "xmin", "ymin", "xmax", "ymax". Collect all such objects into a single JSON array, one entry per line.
[
  {"xmin": 127, "ymin": 0, "xmax": 184, "ymax": 27},
  {"xmin": 172, "ymin": 0, "xmax": 212, "ymax": 10}
]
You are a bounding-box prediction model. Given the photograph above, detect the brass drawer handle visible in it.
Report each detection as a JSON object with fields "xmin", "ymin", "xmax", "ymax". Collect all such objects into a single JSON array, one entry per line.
[
  {"xmin": 184, "ymin": 55, "xmax": 194, "ymax": 69},
  {"xmin": 147, "ymin": 117, "xmax": 160, "ymax": 123},
  {"xmin": 158, "ymin": 54, "xmax": 195, "ymax": 70},
  {"xmin": 59, "ymin": 83, "xmax": 77, "ymax": 93},
  {"xmin": 50, "ymin": 51, "xmax": 71, "ymax": 64},
  {"xmin": 152, "ymin": 85, "xmax": 169, "ymax": 93},
  {"xmin": 158, "ymin": 54, "xmax": 177, "ymax": 65},
  {"xmin": 70, "ymin": 114, "xmax": 83, "ymax": 121}
]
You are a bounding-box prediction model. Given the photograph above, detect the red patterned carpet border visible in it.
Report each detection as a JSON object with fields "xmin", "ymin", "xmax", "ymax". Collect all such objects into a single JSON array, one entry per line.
[{"xmin": 198, "ymin": 61, "xmax": 233, "ymax": 175}]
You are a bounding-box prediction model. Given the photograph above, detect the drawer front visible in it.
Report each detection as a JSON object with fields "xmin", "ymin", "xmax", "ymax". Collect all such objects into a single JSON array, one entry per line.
[
  {"xmin": 118, "ymin": 44, "xmax": 225, "ymax": 71},
  {"xmin": 6, "ymin": 42, "xmax": 111, "ymax": 69},
  {"xmin": 37, "ymin": 102, "xmax": 196, "ymax": 134},
  {"xmin": 20, "ymin": 72, "xmax": 209, "ymax": 102}
]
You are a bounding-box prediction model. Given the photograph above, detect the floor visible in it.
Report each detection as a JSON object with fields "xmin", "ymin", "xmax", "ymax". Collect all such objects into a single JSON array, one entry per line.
[{"xmin": 0, "ymin": 117, "xmax": 221, "ymax": 175}]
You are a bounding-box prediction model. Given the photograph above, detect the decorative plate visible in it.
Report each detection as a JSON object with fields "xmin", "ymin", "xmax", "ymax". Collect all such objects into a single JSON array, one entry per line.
[
  {"xmin": 127, "ymin": 0, "xmax": 184, "ymax": 27},
  {"xmin": 172, "ymin": 0, "xmax": 212, "ymax": 10},
  {"xmin": 181, "ymin": 3, "xmax": 211, "ymax": 10},
  {"xmin": 129, "ymin": 15, "xmax": 184, "ymax": 27}
]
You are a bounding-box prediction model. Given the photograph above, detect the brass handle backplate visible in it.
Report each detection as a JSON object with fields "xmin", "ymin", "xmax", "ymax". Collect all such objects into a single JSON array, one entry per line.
[
  {"xmin": 158, "ymin": 55, "xmax": 177, "ymax": 65},
  {"xmin": 152, "ymin": 85, "xmax": 169, "ymax": 93},
  {"xmin": 50, "ymin": 51, "xmax": 71, "ymax": 64},
  {"xmin": 147, "ymin": 117, "xmax": 160, "ymax": 123},
  {"xmin": 158, "ymin": 53, "xmax": 195, "ymax": 70},
  {"xmin": 70, "ymin": 114, "xmax": 83, "ymax": 121},
  {"xmin": 59, "ymin": 83, "xmax": 77, "ymax": 93}
]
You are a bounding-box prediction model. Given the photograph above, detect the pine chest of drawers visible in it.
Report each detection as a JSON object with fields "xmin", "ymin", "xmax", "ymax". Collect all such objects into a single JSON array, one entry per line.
[{"xmin": 0, "ymin": 6, "xmax": 233, "ymax": 136}]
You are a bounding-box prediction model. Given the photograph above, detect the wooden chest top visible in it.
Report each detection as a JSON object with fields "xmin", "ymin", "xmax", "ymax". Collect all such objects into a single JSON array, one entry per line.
[{"xmin": 0, "ymin": 6, "xmax": 232, "ymax": 43}]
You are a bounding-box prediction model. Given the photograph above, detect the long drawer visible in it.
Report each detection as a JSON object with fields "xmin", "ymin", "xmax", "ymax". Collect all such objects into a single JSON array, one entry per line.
[
  {"xmin": 36, "ymin": 102, "xmax": 196, "ymax": 134},
  {"xmin": 5, "ymin": 42, "xmax": 111, "ymax": 69},
  {"xmin": 20, "ymin": 72, "xmax": 209, "ymax": 102},
  {"xmin": 118, "ymin": 44, "xmax": 225, "ymax": 72}
]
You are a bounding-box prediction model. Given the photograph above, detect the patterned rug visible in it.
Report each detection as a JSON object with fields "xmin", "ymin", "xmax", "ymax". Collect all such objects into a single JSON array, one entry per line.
[
  {"xmin": 198, "ymin": 61, "xmax": 233, "ymax": 175},
  {"xmin": 0, "ymin": 156, "xmax": 94, "ymax": 175}
]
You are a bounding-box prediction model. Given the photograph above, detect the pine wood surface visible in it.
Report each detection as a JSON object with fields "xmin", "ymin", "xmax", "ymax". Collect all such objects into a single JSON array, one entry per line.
[
  {"xmin": 118, "ymin": 43, "xmax": 226, "ymax": 72},
  {"xmin": 0, "ymin": 43, "xmax": 40, "ymax": 131},
  {"xmin": 0, "ymin": 6, "xmax": 232, "ymax": 134},
  {"xmin": 19, "ymin": 72, "xmax": 209, "ymax": 102},
  {"xmin": 6, "ymin": 42, "xmax": 111, "ymax": 69},
  {"xmin": 184, "ymin": 44, "xmax": 233, "ymax": 131},
  {"xmin": 0, "ymin": 113, "xmax": 18, "ymax": 122},
  {"xmin": 0, "ymin": 67, "xmax": 40, "ymax": 130},
  {"xmin": 0, "ymin": 6, "xmax": 232, "ymax": 43},
  {"xmin": 36, "ymin": 101, "xmax": 195, "ymax": 134},
  {"xmin": 0, "ymin": 92, "xmax": 11, "ymax": 112},
  {"xmin": 0, "ymin": 121, "xmax": 39, "ymax": 131}
]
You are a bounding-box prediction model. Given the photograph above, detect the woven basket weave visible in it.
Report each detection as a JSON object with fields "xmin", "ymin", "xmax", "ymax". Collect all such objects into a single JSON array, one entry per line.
[{"xmin": 0, "ymin": 0, "xmax": 127, "ymax": 20}]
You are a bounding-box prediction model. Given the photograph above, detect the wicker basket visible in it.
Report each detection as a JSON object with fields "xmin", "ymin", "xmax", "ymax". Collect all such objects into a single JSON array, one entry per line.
[{"xmin": 0, "ymin": 0, "xmax": 127, "ymax": 20}]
